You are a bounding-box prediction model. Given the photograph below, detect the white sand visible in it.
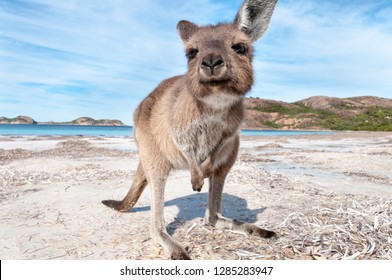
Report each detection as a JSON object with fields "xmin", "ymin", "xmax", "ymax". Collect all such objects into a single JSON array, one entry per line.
[{"xmin": 0, "ymin": 132, "xmax": 391, "ymax": 259}]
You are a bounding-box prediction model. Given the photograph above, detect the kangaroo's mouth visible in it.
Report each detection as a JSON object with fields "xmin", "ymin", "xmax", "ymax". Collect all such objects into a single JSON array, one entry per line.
[{"xmin": 199, "ymin": 77, "xmax": 231, "ymax": 86}]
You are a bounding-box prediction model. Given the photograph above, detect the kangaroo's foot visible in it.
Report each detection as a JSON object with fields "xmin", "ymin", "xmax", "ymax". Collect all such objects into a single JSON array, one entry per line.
[
  {"xmin": 232, "ymin": 219, "xmax": 277, "ymax": 238},
  {"xmin": 170, "ymin": 248, "xmax": 191, "ymax": 260},
  {"xmin": 151, "ymin": 230, "xmax": 192, "ymax": 260},
  {"xmin": 206, "ymin": 214, "xmax": 276, "ymax": 239}
]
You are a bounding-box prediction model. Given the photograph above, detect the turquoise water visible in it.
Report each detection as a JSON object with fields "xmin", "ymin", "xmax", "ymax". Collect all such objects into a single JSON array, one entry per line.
[
  {"xmin": 0, "ymin": 124, "xmax": 333, "ymax": 137},
  {"xmin": 0, "ymin": 124, "xmax": 132, "ymax": 136}
]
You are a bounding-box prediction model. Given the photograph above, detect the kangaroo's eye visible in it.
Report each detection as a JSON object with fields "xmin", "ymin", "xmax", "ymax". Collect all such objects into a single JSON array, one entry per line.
[
  {"xmin": 186, "ymin": 48, "xmax": 198, "ymax": 60},
  {"xmin": 232, "ymin": 43, "xmax": 247, "ymax": 55}
]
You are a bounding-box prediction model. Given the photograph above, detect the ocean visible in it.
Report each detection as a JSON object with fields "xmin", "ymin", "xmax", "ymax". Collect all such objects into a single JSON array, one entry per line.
[{"xmin": 0, "ymin": 124, "xmax": 333, "ymax": 137}]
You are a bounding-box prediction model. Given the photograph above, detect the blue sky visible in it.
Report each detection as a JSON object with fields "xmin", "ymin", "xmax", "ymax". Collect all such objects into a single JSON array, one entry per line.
[{"xmin": 1, "ymin": 0, "xmax": 392, "ymax": 125}]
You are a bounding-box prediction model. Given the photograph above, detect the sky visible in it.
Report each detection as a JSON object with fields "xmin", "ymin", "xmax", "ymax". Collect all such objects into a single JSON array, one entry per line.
[{"xmin": 1, "ymin": 0, "xmax": 392, "ymax": 125}]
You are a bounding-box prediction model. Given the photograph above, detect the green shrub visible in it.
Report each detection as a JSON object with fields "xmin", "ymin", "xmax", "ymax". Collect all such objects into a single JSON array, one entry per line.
[{"xmin": 251, "ymin": 104, "xmax": 392, "ymax": 131}]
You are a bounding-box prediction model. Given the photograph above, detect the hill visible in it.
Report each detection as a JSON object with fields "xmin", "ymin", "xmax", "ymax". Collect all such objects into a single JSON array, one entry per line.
[
  {"xmin": 0, "ymin": 116, "xmax": 37, "ymax": 124},
  {"xmin": 66, "ymin": 117, "xmax": 125, "ymax": 126},
  {"xmin": 243, "ymin": 96, "xmax": 392, "ymax": 131},
  {"xmin": 0, "ymin": 116, "xmax": 126, "ymax": 126}
]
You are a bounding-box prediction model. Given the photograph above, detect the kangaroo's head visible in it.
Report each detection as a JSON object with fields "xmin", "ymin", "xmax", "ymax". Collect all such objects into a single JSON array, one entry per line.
[{"xmin": 177, "ymin": 0, "xmax": 277, "ymax": 99}]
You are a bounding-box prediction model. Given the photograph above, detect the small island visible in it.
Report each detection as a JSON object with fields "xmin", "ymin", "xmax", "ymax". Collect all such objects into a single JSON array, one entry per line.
[{"xmin": 0, "ymin": 116, "xmax": 126, "ymax": 126}]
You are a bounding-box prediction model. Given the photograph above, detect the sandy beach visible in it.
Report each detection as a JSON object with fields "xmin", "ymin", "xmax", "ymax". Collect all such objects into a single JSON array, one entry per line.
[{"xmin": 0, "ymin": 132, "xmax": 391, "ymax": 260}]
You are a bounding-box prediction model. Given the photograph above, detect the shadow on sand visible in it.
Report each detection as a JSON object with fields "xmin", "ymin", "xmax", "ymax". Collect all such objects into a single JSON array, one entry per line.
[{"xmin": 127, "ymin": 192, "xmax": 266, "ymax": 235}]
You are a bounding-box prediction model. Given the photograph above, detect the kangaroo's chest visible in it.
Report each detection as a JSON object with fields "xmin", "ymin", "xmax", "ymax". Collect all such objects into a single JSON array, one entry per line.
[
  {"xmin": 195, "ymin": 114, "xmax": 227, "ymax": 156},
  {"xmin": 175, "ymin": 110, "xmax": 235, "ymax": 164},
  {"xmin": 169, "ymin": 92, "xmax": 243, "ymax": 168}
]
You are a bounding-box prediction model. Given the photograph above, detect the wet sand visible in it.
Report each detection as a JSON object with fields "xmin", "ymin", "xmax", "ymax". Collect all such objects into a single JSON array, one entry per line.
[{"xmin": 0, "ymin": 131, "xmax": 391, "ymax": 259}]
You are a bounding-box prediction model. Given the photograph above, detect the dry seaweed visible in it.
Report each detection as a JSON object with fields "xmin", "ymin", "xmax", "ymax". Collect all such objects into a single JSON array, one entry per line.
[{"xmin": 171, "ymin": 194, "xmax": 391, "ymax": 260}]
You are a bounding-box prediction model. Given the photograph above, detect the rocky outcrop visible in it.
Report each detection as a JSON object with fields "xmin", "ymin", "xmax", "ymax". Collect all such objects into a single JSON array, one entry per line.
[
  {"xmin": 71, "ymin": 117, "xmax": 125, "ymax": 126},
  {"xmin": 0, "ymin": 116, "xmax": 37, "ymax": 124}
]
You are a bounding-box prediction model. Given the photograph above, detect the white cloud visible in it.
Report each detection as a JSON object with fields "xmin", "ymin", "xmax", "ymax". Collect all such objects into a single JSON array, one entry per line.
[{"xmin": 250, "ymin": 0, "xmax": 392, "ymax": 101}]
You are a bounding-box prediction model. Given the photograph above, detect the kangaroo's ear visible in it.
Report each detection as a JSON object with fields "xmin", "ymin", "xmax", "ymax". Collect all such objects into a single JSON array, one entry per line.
[
  {"xmin": 234, "ymin": 0, "xmax": 278, "ymax": 42},
  {"xmin": 177, "ymin": 20, "xmax": 200, "ymax": 42}
]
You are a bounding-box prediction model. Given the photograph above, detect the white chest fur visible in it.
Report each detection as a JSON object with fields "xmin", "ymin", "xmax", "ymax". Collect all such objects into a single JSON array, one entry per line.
[{"xmin": 199, "ymin": 92, "xmax": 242, "ymax": 111}]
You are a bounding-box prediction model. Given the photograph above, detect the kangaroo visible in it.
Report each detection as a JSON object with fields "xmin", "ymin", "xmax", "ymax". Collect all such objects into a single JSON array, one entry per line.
[{"xmin": 102, "ymin": 0, "xmax": 278, "ymax": 260}]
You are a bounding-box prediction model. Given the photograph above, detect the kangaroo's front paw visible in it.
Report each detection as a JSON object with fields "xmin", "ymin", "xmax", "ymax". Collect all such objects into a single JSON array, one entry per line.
[
  {"xmin": 191, "ymin": 175, "xmax": 204, "ymax": 192},
  {"xmin": 201, "ymin": 159, "xmax": 213, "ymax": 178}
]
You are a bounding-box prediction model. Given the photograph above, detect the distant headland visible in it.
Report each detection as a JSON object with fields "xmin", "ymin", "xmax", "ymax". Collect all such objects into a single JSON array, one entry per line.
[
  {"xmin": 2, "ymin": 95, "xmax": 392, "ymax": 131},
  {"xmin": 0, "ymin": 116, "xmax": 127, "ymax": 126}
]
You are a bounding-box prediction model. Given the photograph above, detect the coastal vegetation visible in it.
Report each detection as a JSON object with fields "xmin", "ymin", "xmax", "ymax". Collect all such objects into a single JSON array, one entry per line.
[{"xmin": 244, "ymin": 96, "xmax": 392, "ymax": 131}]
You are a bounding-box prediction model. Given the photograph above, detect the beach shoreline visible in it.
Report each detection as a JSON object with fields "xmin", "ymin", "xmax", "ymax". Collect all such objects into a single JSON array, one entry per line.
[{"xmin": 0, "ymin": 131, "xmax": 391, "ymax": 259}]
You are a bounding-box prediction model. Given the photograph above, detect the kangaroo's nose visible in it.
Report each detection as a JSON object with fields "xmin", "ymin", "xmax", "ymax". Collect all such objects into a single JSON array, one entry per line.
[{"xmin": 201, "ymin": 53, "xmax": 224, "ymax": 74}]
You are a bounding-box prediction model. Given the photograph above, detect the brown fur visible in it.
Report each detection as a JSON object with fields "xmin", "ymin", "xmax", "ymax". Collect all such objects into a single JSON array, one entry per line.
[{"xmin": 103, "ymin": 0, "xmax": 278, "ymax": 260}]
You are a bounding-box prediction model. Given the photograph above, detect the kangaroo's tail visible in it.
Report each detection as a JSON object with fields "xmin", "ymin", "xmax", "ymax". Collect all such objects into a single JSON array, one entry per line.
[{"xmin": 102, "ymin": 162, "xmax": 147, "ymax": 212}]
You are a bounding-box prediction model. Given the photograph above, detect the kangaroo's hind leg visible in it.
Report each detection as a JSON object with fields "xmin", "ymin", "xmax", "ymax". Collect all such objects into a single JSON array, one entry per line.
[
  {"xmin": 140, "ymin": 153, "xmax": 191, "ymax": 260},
  {"xmin": 204, "ymin": 135, "xmax": 276, "ymax": 238},
  {"xmin": 102, "ymin": 161, "xmax": 147, "ymax": 212}
]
